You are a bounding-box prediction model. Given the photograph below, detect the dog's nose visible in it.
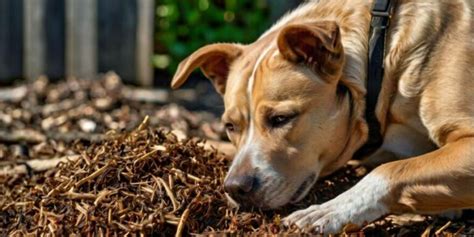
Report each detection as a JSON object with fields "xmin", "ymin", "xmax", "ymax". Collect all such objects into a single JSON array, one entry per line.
[{"xmin": 224, "ymin": 175, "xmax": 256, "ymax": 199}]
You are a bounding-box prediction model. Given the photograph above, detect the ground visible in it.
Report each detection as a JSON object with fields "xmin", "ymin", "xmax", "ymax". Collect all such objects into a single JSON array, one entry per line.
[{"xmin": 1, "ymin": 74, "xmax": 473, "ymax": 236}]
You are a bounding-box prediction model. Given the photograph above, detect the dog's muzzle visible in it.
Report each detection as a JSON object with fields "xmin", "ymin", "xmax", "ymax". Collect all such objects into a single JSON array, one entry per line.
[{"xmin": 223, "ymin": 175, "xmax": 259, "ymax": 205}]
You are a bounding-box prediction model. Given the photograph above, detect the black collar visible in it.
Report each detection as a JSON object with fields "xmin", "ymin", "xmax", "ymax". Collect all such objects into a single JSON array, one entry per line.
[{"xmin": 357, "ymin": 0, "xmax": 392, "ymax": 156}]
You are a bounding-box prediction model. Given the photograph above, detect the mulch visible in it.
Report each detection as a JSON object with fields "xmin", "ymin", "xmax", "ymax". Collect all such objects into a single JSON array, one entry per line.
[{"xmin": 1, "ymin": 75, "xmax": 473, "ymax": 236}]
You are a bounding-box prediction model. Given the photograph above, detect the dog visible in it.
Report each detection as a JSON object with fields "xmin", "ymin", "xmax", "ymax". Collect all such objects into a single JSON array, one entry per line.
[{"xmin": 170, "ymin": 0, "xmax": 474, "ymax": 233}]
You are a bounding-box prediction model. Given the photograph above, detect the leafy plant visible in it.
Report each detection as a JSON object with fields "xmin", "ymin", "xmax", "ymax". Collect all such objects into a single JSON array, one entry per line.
[{"xmin": 154, "ymin": 0, "xmax": 271, "ymax": 75}]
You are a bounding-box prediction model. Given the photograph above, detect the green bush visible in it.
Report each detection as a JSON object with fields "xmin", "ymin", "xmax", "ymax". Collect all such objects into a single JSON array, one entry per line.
[{"xmin": 154, "ymin": 0, "xmax": 271, "ymax": 74}]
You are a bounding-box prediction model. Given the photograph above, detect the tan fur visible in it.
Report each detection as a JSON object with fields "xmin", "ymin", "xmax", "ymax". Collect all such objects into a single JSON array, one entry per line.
[{"xmin": 171, "ymin": 0, "xmax": 474, "ymax": 229}]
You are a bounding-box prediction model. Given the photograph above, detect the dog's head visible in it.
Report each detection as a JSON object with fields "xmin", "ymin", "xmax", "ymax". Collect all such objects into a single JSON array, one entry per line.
[{"xmin": 171, "ymin": 21, "xmax": 368, "ymax": 209}]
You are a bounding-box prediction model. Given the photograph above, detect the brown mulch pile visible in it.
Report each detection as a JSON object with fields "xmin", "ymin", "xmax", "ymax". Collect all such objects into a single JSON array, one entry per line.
[
  {"xmin": 1, "ymin": 120, "xmax": 232, "ymax": 236},
  {"xmin": 1, "ymin": 76, "xmax": 473, "ymax": 236},
  {"xmin": 0, "ymin": 73, "xmax": 224, "ymax": 162},
  {"xmin": 0, "ymin": 118, "xmax": 365, "ymax": 236}
]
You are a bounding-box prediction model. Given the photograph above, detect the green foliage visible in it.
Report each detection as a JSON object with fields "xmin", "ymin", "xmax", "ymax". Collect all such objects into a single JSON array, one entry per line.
[{"xmin": 154, "ymin": 0, "xmax": 271, "ymax": 74}]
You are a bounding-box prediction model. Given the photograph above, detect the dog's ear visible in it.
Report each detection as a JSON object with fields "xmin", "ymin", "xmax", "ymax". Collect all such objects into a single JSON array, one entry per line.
[
  {"xmin": 171, "ymin": 43, "xmax": 242, "ymax": 95},
  {"xmin": 277, "ymin": 21, "xmax": 344, "ymax": 79}
]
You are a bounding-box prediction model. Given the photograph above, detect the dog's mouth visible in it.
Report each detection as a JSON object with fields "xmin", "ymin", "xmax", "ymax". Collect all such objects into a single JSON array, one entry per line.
[{"xmin": 290, "ymin": 174, "xmax": 317, "ymax": 203}]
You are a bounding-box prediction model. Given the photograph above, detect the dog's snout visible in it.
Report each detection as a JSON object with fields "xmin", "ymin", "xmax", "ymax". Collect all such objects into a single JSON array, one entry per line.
[{"xmin": 224, "ymin": 175, "xmax": 257, "ymax": 199}]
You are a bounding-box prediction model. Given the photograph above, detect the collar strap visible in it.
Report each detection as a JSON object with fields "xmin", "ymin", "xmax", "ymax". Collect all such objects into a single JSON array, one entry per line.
[{"xmin": 357, "ymin": 0, "xmax": 392, "ymax": 156}]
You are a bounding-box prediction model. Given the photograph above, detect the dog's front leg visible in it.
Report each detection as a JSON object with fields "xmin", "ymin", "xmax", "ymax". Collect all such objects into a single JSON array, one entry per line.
[
  {"xmin": 284, "ymin": 137, "xmax": 474, "ymax": 234},
  {"xmin": 284, "ymin": 169, "xmax": 391, "ymax": 234}
]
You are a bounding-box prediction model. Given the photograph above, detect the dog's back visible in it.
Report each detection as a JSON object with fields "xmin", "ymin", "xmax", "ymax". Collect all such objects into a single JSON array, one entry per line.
[{"xmin": 380, "ymin": 0, "xmax": 474, "ymax": 148}]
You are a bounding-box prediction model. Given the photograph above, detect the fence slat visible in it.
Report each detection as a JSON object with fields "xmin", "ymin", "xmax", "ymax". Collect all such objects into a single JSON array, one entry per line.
[
  {"xmin": 0, "ymin": 0, "xmax": 23, "ymax": 82},
  {"xmin": 98, "ymin": 0, "xmax": 137, "ymax": 84},
  {"xmin": 2, "ymin": 0, "xmax": 155, "ymax": 84},
  {"xmin": 45, "ymin": 0, "xmax": 66, "ymax": 79},
  {"xmin": 24, "ymin": 0, "xmax": 46, "ymax": 80},
  {"xmin": 66, "ymin": 0, "xmax": 97, "ymax": 79},
  {"xmin": 136, "ymin": 0, "xmax": 154, "ymax": 86}
]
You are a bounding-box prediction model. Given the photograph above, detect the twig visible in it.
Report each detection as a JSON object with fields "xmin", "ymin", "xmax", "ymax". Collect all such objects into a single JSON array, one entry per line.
[
  {"xmin": 75, "ymin": 161, "xmax": 115, "ymax": 187},
  {"xmin": 421, "ymin": 224, "xmax": 434, "ymax": 237},
  {"xmin": 113, "ymin": 221, "xmax": 131, "ymax": 231},
  {"xmin": 133, "ymin": 148, "xmax": 160, "ymax": 165},
  {"xmin": 75, "ymin": 213, "xmax": 84, "ymax": 227},
  {"xmin": 175, "ymin": 209, "xmax": 190, "ymax": 237},
  {"xmin": 137, "ymin": 115, "xmax": 150, "ymax": 131},
  {"xmin": 75, "ymin": 203, "xmax": 89, "ymax": 216},
  {"xmin": 155, "ymin": 176, "xmax": 178, "ymax": 211},
  {"xmin": 454, "ymin": 225, "xmax": 465, "ymax": 235},
  {"xmin": 122, "ymin": 87, "xmax": 169, "ymax": 103},
  {"xmin": 435, "ymin": 221, "xmax": 451, "ymax": 236},
  {"xmin": 166, "ymin": 220, "xmax": 179, "ymax": 226},
  {"xmin": 0, "ymin": 86, "xmax": 27, "ymax": 102},
  {"xmin": 41, "ymin": 99, "xmax": 80, "ymax": 116},
  {"xmin": 0, "ymin": 155, "xmax": 80, "ymax": 176},
  {"xmin": 0, "ymin": 129, "xmax": 46, "ymax": 144},
  {"xmin": 94, "ymin": 189, "xmax": 116, "ymax": 206},
  {"xmin": 62, "ymin": 189, "xmax": 97, "ymax": 200},
  {"xmin": 198, "ymin": 139, "xmax": 236, "ymax": 159},
  {"xmin": 170, "ymin": 168, "xmax": 203, "ymax": 182}
]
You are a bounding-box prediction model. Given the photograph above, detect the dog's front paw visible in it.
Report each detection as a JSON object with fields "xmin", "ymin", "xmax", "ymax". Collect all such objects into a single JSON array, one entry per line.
[
  {"xmin": 283, "ymin": 204, "xmax": 348, "ymax": 234},
  {"xmin": 283, "ymin": 174, "xmax": 390, "ymax": 234}
]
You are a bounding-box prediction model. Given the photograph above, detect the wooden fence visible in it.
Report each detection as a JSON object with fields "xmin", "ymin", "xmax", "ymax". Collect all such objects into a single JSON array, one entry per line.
[{"xmin": 0, "ymin": 0, "xmax": 154, "ymax": 86}]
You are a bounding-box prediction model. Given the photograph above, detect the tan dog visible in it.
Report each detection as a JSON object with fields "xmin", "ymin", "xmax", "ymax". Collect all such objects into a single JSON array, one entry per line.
[{"xmin": 171, "ymin": 0, "xmax": 474, "ymax": 233}]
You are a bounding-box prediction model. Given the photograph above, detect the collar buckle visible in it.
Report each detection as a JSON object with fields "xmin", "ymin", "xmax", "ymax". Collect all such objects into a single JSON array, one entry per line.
[
  {"xmin": 371, "ymin": 10, "xmax": 390, "ymax": 17},
  {"xmin": 371, "ymin": 0, "xmax": 392, "ymax": 27},
  {"xmin": 371, "ymin": 0, "xmax": 392, "ymax": 17}
]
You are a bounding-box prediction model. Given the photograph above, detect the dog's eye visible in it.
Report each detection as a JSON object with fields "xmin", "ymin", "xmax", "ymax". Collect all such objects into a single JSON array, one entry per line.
[
  {"xmin": 268, "ymin": 114, "xmax": 296, "ymax": 128},
  {"xmin": 225, "ymin": 123, "xmax": 235, "ymax": 133}
]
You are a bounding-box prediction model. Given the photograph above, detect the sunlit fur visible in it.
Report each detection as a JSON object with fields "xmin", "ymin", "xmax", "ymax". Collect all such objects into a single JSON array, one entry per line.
[{"xmin": 171, "ymin": 0, "xmax": 474, "ymax": 232}]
